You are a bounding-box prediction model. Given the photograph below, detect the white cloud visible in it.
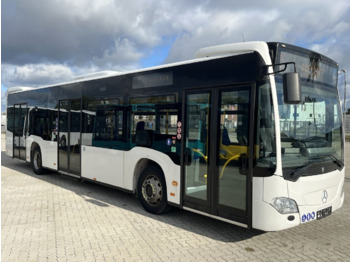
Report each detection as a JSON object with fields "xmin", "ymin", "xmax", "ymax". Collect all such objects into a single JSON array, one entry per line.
[
  {"xmin": 164, "ymin": 9, "xmax": 291, "ymax": 63},
  {"xmin": 4, "ymin": 0, "xmax": 349, "ymax": 68},
  {"xmin": 2, "ymin": 0, "xmax": 350, "ymax": 114},
  {"xmin": 1, "ymin": 89, "xmax": 8, "ymax": 113},
  {"xmin": 92, "ymin": 38, "xmax": 143, "ymax": 71},
  {"xmin": 2, "ymin": 64, "xmax": 75, "ymax": 87}
]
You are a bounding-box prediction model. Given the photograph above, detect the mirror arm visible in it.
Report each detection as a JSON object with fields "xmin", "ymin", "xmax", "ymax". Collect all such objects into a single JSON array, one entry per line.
[{"xmin": 263, "ymin": 62, "xmax": 297, "ymax": 75}]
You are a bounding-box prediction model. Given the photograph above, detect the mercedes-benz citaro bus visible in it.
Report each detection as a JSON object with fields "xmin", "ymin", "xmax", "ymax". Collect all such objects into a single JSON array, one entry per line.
[{"xmin": 6, "ymin": 42, "xmax": 345, "ymax": 231}]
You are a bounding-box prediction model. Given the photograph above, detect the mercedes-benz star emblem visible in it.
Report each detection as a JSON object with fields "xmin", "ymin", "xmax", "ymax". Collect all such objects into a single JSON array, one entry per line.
[{"xmin": 322, "ymin": 190, "xmax": 328, "ymax": 203}]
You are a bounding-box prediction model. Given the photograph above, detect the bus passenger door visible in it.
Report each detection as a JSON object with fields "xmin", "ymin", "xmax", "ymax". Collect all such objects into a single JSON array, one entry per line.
[
  {"xmin": 216, "ymin": 87, "xmax": 252, "ymax": 223},
  {"xmin": 58, "ymin": 99, "xmax": 81, "ymax": 176},
  {"xmin": 13, "ymin": 103, "xmax": 27, "ymax": 161},
  {"xmin": 183, "ymin": 85, "xmax": 254, "ymax": 226},
  {"xmin": 183, "ymin": 91, "xmax": 212, "ymax": 213}
]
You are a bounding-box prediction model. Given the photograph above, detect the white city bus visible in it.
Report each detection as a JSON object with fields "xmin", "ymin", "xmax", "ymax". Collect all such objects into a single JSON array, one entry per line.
[{"xmin": 6, "ymin": 42, "xmax": 345, "ymax": 231}]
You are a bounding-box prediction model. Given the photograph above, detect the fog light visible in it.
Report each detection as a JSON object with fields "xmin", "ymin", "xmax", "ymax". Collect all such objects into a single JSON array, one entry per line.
[{"xmin": 271, "ymin": 197, "xmax": 298, "ymax": 214}]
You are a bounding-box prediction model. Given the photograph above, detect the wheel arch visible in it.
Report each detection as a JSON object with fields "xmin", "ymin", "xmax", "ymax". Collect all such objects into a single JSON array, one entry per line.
[
  {"xmin": 30, "ymin": 142, "xmax": 41, "ymax": 163},
  {"xmin": 125, "ymin": 147, "xmax": 181, "ymax": 205},
  {"xmin": 133, "ymin": 158, "xmax": 165, "ymax": 196}
]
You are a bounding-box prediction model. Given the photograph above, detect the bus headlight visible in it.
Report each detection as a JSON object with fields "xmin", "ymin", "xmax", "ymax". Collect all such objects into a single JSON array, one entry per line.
[{"xmin": 271, "ymin": 197, "xmax": 299, "ymax": 214}]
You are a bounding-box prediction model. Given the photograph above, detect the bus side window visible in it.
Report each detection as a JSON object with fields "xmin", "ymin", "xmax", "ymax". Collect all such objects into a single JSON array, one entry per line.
[
  {"xmin": 30, "ymin": 109, "xmax": 52, "ymax": 141},
  {"xmin": 131, "ymin": 108, "xmax": 155, "ymax": 147},
  {"xmin": 94, "ymin": 109, "xmax": 115, "ymax": 141},
  {"xmin": 83, "ymin": 98, "xmax": 122, "ymax": 147},
  {"xmin": 92, "ymin": 107, "xmax": 124, "ymax": 149},
  {"xmin": 157, "ymin": 108, "xmax": 178, "ymax": 136}
]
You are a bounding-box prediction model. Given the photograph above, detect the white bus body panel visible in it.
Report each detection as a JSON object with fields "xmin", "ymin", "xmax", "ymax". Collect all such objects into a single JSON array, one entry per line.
[
  {"xmin": 26, "ymin": 136, "xmax": 58, "ymax": 170},
  {"xmin": 5, "ymin": 131, "xmax": 13, "ymax": 157},
  {"xmin": 81, "ymin": 146, "xmax": 181, "ymax": 205},
  {"xmin": 195, "ymin": 41, "xmax": 271, "ymax": 65},
  {"xmin": 288, "ymin": 169, "xmax": 345, "ymax": 224},
  {"xmin": 82, "ymin": 146, "xmax": 124, "ymax": 188},
  {"xmin": 252, "ymin": 169, "xmax": 345, "ymax": 231},
  {"xmin": 253, "ymin": 198, "xmax": 300, "ymax": 231},
  {"xmin": 40, "ymin": 141, "xmax": 58, "ymax": 170},
  {"xmin": 252, "ymin": 175, "xmax": 300, "ymax": 231}
]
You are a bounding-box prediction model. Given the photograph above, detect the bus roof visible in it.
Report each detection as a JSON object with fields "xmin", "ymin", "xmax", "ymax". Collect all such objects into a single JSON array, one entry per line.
[
  {"xmin": 8, "ymin": 41, "xmax": 272, "ymax": 94},
  {"xmin": 7, "ymin": 86, "xmax": 35, "ymax": 94},
  {"xmin": 195, "ymin": 41, "xmax": 271, "ymax": 64}
]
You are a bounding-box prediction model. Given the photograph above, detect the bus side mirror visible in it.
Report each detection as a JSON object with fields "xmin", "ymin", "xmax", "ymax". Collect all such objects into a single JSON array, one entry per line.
[{"xmin": 283, "ymin": 72, "xmax": 301, "ymax": 104}]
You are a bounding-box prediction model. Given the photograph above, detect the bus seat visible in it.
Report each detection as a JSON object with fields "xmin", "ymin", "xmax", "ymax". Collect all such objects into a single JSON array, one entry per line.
[
  {"xmin": 222, "ymin": 126, "xmax": 231, "ymax": 145},
  {"xmin": 136, "ymin": 121, "xmax": 145, "ymax": 131},
  {"xmin": 135, "ymin": 121, "xmax": 152, "ymax": 147},
  {"xmin": 135, "ymin": 130, "xmax": 152, "ymax": 147},
  {"xmin": 236, "ymin": 126, "xmax": 248, "ymax": 145}
]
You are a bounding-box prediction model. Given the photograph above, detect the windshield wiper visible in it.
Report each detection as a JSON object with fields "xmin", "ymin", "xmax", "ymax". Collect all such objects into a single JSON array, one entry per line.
[
  {"xmin": 329, "ymin": 155, "xmax": 344, "ymax": 169},
  {"xmin": 285, "ymin": 155, "xmax": 343, "ymax": 182},
  {"xmin": 286, "ymin": 163, "xmax": 313, "ymax": 181}
]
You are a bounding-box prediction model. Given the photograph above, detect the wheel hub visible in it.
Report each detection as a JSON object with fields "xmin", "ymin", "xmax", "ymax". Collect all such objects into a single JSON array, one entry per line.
[
  {"xmin": 142, "ymin": 175, "xmax": 162, "ymax": 206},
  {"xmin": 145, "ymin": 184, "xmax": 153, "ymax": 197}
]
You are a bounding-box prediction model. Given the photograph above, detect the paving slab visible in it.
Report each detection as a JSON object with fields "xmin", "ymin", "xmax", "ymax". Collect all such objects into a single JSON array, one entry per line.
[{"xmin": 2, "ymin": 135, "xmax": 350, "ymax": 261}]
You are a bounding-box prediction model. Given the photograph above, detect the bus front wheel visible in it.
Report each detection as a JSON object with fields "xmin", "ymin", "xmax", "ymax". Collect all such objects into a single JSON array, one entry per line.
[
  {"xmin": 137, "ymin": 166, "xmax": 169, "ymax": 214},
  {"xmin": 32, "ymin": 147, "xmax": 45, "ymax": 175}
]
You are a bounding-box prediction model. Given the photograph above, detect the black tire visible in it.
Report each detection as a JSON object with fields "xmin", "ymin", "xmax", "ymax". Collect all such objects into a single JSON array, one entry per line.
[
  {"xmin": 32, "ymin": 147, "xmax": 45, "ymax": 175},
  {"xmin": 137, "ymin": 166, "xmax": 169, "ymax": 214}
]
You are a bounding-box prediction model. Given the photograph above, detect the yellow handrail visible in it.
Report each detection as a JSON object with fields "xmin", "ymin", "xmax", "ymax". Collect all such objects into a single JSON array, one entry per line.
[
  {"xmin": 192, "ymin": 148, "xmax": 208, "ymax": 184},
  {"xmin": 192, "ymin": 148, "xmax": 208, "ymax": 162},
  {"xmin": 219, "ymin": 154, "xmax": 240, "ymax": 179},
  {"xmin": 192, "ymin": 148, "xmax": 241, "ymax": 180}
]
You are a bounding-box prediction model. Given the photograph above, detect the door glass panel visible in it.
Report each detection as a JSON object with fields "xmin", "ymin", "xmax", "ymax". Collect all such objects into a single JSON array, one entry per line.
[
  {"xmin": 19, "ymin": 105, "xmax": 27, "ymax": 160},
  {"xmin": 69, "ymin": 100, "xmax": 81, "ymax": 174},
  {"xmin": 13, "ymin": 104, "xmax": 27, "ymax": 160},
  {"xmin": 58, "ymin": 100, "xmax": 69, "ymax": 171},
  {"xmin": 13, "ymin": 105, "xmax": 20, "ymax": 158},
  {"xmin": 13, "ymin": 105, "xmax": 21, "ymax": 158},
  {"xmin": 218, "ymin": 90, "xmax": 250, "ymax": 211},
  {"xmin": 184, "ymin": 93, "xmax": 210, "ymax": 202}
]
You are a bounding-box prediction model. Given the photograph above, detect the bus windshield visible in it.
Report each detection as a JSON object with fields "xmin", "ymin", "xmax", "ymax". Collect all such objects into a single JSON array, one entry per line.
[{"xmin": 275, "ymin": 48, "xmax": 344, "ymax": 180}]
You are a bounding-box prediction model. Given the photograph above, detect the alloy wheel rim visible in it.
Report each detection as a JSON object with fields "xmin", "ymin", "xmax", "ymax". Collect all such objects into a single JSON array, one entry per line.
[{"xmin": 141, "ymin": 175, "xmax": 162, "ymax": 206}]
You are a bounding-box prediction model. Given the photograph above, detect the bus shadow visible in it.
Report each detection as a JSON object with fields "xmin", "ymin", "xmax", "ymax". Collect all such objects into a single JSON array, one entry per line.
[{"xmin": 1, "ymin": 151, "xmax": 264, "ymax": 242}]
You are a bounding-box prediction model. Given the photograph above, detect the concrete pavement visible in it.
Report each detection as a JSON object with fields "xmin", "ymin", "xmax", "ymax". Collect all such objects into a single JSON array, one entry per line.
[{"xmin": 2, "ymin": 136, "xmax": 350, "ymax": 261}]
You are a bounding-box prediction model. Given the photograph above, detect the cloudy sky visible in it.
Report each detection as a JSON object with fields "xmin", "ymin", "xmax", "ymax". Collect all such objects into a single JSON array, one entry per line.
[{"xmin": 2, "ymin": 0, "xmax": 350, "ymax": 112}]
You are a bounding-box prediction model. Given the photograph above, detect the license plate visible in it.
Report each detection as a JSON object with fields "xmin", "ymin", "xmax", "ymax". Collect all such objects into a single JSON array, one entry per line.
[{"xmin": 317, "ymin": 206, "xmax": 332, "ymax": 220}]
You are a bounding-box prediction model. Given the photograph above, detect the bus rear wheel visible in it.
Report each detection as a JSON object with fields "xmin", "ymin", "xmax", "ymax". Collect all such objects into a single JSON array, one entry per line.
[
  {"xmin": 32, "ymin": 147, "xmax": 45, "ymax": 175},
  {"xmin": 138, "ymin": 166, "xmax": 168, "ymax": 214}
]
